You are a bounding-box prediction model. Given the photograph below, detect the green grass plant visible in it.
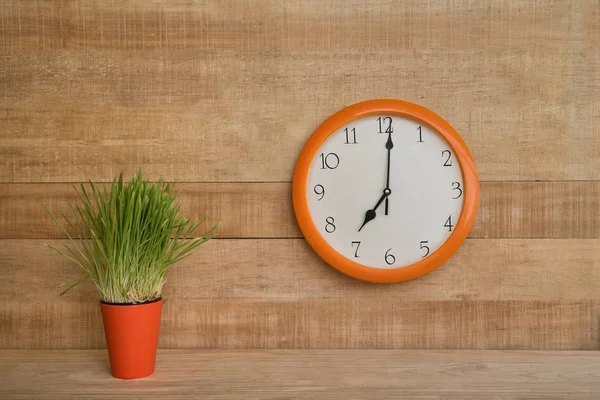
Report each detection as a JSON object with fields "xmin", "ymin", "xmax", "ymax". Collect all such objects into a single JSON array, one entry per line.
[{"xmin": 44, "ymin": 170, "xmax": 219, "ymax": 304}]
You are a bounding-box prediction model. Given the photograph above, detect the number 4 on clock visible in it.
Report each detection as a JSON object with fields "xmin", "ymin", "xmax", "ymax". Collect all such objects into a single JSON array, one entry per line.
[{"xmin": 444, "ymin": 216, "xmax": 454, "ymax": 232}]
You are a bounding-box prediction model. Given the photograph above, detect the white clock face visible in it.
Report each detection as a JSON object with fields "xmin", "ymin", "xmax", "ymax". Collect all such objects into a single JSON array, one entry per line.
[{"xmin": 306, "ymin": 114, "xmax": 464, "ymax": 269}]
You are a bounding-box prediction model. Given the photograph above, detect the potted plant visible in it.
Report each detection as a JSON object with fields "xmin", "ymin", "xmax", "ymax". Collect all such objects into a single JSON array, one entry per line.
[{"xmin": 44, "ymin": 169, "xmax": 219, "ymax": 379}]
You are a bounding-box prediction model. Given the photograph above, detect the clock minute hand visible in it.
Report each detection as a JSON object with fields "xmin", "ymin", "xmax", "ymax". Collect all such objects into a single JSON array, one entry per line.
[
  {"xmin": 358, "ymin": 190, "xmax": 389, "ymax": 232},
  {"xmin": 385, "ymin": 131, "xmax": 394, "ymax": 215}
]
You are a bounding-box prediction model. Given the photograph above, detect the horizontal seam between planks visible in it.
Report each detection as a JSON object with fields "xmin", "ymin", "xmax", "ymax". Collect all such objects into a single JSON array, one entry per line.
[
  {"xmin": 2, "ymin": 180, "xmax": 600, "ymax": 185},
  {"xmin": 0, "ymin": 237, "xmax": 596, "ymax": 241}
]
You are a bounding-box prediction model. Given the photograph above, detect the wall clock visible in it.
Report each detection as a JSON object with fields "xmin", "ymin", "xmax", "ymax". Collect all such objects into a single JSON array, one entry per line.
[{"xmin": 292, "ymin": 99, "xmax": 479, "ymax": 283}]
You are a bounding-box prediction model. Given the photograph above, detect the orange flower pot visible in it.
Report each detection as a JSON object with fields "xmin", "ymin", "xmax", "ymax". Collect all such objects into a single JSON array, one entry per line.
[{"xmin": 100, "ymin": 298, "xmax": 163, "ymax": 379}]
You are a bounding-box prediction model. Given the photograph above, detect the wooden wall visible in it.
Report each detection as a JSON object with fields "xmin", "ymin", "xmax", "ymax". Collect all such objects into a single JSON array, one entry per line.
[{"xmin": 1, "ymin": 0, "xmax": 599, "ymax": 350}]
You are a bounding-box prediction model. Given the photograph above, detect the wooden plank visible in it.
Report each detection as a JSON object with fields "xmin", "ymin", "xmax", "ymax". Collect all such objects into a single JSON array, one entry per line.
[
  {"xmin": 2, "ymin": 350, "xmax": 600, "ymax": 400},
  {"xmin": 1, "ymin": 1, "xmax": 598, "ymax": 182},
  {"xmin": 1, "ymin": 50, "xmax": 598, "ymax": 183},
  {"xmin": 0, "ymin": 182, "xmax": 290, "ymax": 239},
  {"xmin": 0, "ymin": 0, "xmax": 595, "ymax": 52},
  {"xmin": 1, "ymin": 300, "xmax": 597, "ymax": 350},
  {"xmin": 3, "ymin": 239, "xmax": 600, "ymax": 303},
  {"xmin": 2, "ymin": 181, "xmax": 600, "ymax": 239},
  {"xmin": 475, "ymin": 181, "xmax": 600, "ymax": 239}
]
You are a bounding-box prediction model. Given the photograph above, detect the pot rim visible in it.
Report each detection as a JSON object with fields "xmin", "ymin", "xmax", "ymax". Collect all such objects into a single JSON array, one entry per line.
[{"xmin": 100, "ymin": 297, "xmax": 163, "ymax": 306}]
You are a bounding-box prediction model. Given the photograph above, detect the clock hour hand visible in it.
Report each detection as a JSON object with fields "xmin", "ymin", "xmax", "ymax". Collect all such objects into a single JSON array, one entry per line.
[{"xmin": 358, "ymin": 189, "xmax": 391, "ymax": 232}]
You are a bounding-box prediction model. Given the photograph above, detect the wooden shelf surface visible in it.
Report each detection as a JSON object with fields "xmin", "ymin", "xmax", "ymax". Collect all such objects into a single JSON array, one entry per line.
[{"xmin": 1, "ymin": 350, "xmax": 600, "ymax": 399}]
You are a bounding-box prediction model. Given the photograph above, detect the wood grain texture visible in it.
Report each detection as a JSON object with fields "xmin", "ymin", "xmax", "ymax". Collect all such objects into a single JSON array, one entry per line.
[
  {"xmin": 3, "ymin": 237, "xmax": 600, "ymax": 349},
  {"xmin": 0, "ymin": 0, "xmax": 599, "ymax": 369},
  {"xmin": 2, "ymin": 181, "xmax": 600, "ymax": 239},
  {"xmin": 1, "ymin": 1, "xmax": 599, "ymax": 182},
  {"xmin": 3, "ymin": 239, "xmax": 600, "ymax": 303},
  {"xmin": 2, "ymin": 299, "xmax": 598, "ymax": 350},
  {"xmin": 2, "ymin": 350, "xmax": 600, "ymax": 400},
  {"xmin": 1, "ymin": 1, "xmax": 595, "ymax": 51}
]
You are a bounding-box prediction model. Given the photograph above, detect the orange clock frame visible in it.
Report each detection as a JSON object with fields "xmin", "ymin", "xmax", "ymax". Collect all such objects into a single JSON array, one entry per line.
[{"xmin": 292, "ymin": 99, "xmax": 479, "ymax": 283}]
